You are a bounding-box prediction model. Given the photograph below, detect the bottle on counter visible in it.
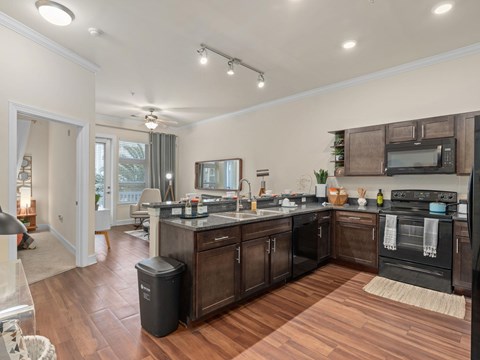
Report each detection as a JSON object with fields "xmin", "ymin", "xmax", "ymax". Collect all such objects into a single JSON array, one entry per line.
[
  {"xmin": 251, "ymin": 197, "xmax": 257, "ymax": 211},
  {"xmin": 376, "ymin": 189, "xmax": 384, "ymax": 207},
  {"xmin": 185, "ymin": 199, "xmax": 192, "ymax": 216},
  {"xmin": 197, "ymin": 196, "xmax": 204, "ymax": 215}
]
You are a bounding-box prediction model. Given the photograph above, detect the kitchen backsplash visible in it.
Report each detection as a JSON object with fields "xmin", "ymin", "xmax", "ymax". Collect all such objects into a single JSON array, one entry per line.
[{"xmin": 331, "ymin": 174, "xmax": 468, "ymax": 200}]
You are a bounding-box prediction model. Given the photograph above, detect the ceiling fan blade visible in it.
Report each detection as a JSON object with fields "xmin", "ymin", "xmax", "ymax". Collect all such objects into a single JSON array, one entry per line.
[{"xmin": 157, "ymin": 118, "xmax": 179, "ymax": 125}]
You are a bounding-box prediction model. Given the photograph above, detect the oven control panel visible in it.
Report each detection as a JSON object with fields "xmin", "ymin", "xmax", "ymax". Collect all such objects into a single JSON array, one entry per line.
[{"xmin": 391, "ymin": 190, "xmax": 457, "ymax": 203}]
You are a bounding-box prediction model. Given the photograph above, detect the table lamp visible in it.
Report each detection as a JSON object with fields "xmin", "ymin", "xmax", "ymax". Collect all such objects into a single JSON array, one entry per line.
[{"xmin": 0, "ymin": 206, "xmax": 27, "ymax": 234}]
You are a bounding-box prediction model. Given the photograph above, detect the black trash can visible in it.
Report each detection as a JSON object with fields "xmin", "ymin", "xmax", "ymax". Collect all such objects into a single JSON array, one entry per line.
[{"xmin": 135, "ymin": 256, "xmax": 185, "ymax": 337}]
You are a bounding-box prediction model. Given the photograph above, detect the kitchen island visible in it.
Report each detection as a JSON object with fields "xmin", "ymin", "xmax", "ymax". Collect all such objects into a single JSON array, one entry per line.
[{"xmin": 148, "ymin": 199, "xmax": 382, "ymax": 325}]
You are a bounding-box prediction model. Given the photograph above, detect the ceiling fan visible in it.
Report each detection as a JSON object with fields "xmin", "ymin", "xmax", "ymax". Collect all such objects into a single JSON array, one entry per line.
[{"xmin": 142, "ymin": 108, "xmax": 178, "ymax": 130}]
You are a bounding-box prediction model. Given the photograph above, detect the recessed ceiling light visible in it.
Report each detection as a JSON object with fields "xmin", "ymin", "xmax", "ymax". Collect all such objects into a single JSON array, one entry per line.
[
  {"xmin": 35, "ymin": 0, "xmax": 75, "ymax": 26},
  {"xmin": 342, "ymin": 40, "xmax": 357, "ymax": 49},
  {"xmin": 432, "ymin": 2, "xmax": 454, "ymax": 15}
]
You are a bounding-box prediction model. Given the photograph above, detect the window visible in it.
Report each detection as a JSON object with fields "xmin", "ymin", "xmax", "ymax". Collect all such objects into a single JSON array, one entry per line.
[{"xmin": 118, "ymin": 141, "xmax": 148, "ymax": 204}]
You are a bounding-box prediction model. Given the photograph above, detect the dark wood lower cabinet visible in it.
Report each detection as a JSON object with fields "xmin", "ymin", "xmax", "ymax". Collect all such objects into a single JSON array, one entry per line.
[
  {"xmin": 453, "ymin": 221, "xmax": 472, "ymax": 294},
  {"xmin": 196, "ymin": 244, "xmax": 240, "ymax": 318},
  {"xmin": 317, "ymin": 212, "xmax": 331, "ymax": 263},
  {"xmin": 270, "ymin": 231, "xmax": 292, "ymax": 284},
  {"xmin": 242, "ymin": 231, "xmax": 292, "ymax": 297},
  {"xmin": 335, "ymin": 212, "xmax": 378, "ymax": 269},
  {"xmin": 241, "ymin": 237, "xmax": 269, "ymax": 297}
]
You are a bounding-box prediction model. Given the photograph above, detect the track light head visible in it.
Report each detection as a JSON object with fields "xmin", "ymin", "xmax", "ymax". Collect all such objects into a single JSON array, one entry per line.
[
  {"xmin": 257, "ymin": 74, "xmax": 265, "ymax": 88},
  {"xmin": 197, "ymin": 47, "xmax": 208, "ymax": 65},
  {"xmin": 227, "ymin": 60, "xmax": 235, "ymax": 76}
]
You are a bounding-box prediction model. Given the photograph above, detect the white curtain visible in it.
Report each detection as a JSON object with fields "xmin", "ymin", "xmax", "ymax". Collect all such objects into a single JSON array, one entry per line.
[{"xmin": 149, "ymin": 133, "xmax": 176, "ymax": 200}]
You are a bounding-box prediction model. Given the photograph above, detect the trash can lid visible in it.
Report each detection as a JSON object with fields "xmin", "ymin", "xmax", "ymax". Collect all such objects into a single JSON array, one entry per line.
[{"xmin": 135, "ymin": 256, "xmax": 185, "ymax": 277}]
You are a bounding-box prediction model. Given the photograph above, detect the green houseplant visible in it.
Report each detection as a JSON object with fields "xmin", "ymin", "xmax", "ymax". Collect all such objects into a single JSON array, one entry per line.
[
  {"xmin": 95, "ymin": 193, "xmax": 101, "ymax": 210},
  {"xmin": 313, "ymin": 169, "xmax": 328, "ymax": 197}
]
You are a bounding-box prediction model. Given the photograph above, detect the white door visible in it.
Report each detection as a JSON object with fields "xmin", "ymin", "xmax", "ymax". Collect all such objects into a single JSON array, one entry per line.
[{"xmin": 95, "ymin": 138, "xmax": 112, "ymax": 212}]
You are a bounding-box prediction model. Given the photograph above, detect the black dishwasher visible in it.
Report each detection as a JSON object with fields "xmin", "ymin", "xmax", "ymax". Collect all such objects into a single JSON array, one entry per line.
[{"xmin": 292, "ymin": 213, "xmax": 318, "ymax": 278}]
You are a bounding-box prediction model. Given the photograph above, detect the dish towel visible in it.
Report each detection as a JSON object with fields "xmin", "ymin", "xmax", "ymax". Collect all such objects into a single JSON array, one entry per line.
[
  {"xmin": 383, "ymin": 215, "xmax": 397, "ymax": 250},
  {"xmin": 423, "ymin": 218, "xmax": 439, "ymax": 258}
]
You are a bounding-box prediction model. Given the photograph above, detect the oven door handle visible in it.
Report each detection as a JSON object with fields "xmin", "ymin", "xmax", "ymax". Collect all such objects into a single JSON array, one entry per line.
[{"xmin": 380, "ymin": 214, "xmax": 452, "ymax": 223}]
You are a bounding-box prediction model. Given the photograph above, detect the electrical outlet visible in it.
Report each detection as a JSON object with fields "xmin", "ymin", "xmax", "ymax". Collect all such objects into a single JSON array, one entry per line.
[
  {"xmin": 204, "ymin": 205, "xmax": 208, "ymax": 213},
  {"xmin": 58, "ymin": 215, "xmax": 63, "ymax": 222},
  {"xmin": 172, "ymin": 207, "xmax": 182, "ymax": 215},
  {"xmin": 301, "ymin": 197, "xmax": 306, "ymax": 203}
]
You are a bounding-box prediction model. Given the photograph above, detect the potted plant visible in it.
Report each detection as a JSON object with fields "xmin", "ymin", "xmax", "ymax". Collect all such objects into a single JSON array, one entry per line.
[
  {"xmin": 313, "ymin": 169, "xmax": 328, "ymax": 197},
  {"xmin": 332, "ymin": 147, "xmax": 344, "ymax": 161},
  {"xmin": 95, "ymin": 193, "xmax": 101, "ymax": 210}
]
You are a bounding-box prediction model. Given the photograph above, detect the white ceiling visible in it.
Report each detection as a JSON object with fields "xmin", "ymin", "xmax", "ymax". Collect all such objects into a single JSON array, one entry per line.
[{"xmin": 1, "ymin": 0, "xmax": 480, "ymax": 127}]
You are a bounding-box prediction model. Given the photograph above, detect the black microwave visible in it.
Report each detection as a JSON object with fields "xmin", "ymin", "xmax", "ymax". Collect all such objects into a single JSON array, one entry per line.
[{"xmin": 385, "ymin": 138, "xmax": 455, "ymax": 175}]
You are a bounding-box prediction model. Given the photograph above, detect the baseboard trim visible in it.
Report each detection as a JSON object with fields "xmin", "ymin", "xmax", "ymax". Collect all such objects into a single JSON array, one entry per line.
[
  {"xmin": 49, "ymin": 226, "xmax": 76, "ymax": 255},
  {"xmin": 85, "ymin": 254, "xmax": 97, "ymax": 267}
]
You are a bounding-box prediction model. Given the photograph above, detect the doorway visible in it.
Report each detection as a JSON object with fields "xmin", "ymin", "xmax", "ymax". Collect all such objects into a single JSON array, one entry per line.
[
  {"xmin": 95, "ymin": 137, "xmax": 113, "ymax": 211},
  {"xmin": 7, "ymin": 102, "xmax": 91, "ymax": 267}
]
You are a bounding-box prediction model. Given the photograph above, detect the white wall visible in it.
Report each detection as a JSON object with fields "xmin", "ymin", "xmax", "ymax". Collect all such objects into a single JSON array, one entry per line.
[
  {"xmin": 0, "ymin": 25, "xmax": 95, "ymax": 261},
  {"xmin": 176, "ymin": 52, "xmax": 480, "ymax": 201},
  {"xmin": 48, "ymin": 122, "xmax": 78, "ymax": 246},
  {"xmin": 24, "ymin": 120, "xmax": 49, "ymax": 225}
]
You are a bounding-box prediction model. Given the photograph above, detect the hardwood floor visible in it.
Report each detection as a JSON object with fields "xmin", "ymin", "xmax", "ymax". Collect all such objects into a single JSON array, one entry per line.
[{"xmin": 30, "ymin": 225, "xmax": 471, "ymax": 359}]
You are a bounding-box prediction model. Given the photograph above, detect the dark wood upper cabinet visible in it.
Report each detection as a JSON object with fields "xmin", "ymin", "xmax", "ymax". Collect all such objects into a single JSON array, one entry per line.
[
  {"xmin": 386, "ymin": 120, "xmax": 417, "ymax": 143},
  {"xmin": 386, "ymin": 116, "xmax": 454, "ymax": 143},
  {"xmin": 345, "ymin": 125, "xmax": 385, "ymax": 176},
  {"xmin": 456, "ymin": 111, "xmax": 480, "ymax": 175}
]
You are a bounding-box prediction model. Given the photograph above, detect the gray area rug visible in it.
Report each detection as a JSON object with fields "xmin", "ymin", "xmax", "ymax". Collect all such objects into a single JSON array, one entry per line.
[
  {"xmin": 124, "ymin": 229, "xmax": 149, "ymax": 241},
  {"xmin": 18, "ymin": 230, "xmax": 76, "ymax": 284},
  {"xmin": 363, "ymin": 276, "xmax": 466, "ymax": 319}
]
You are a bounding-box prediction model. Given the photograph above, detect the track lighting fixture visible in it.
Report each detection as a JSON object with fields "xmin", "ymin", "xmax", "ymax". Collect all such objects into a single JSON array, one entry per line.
[
  {"xmin": 197, "ymin": 43, "xmax": 265, "ymax": 88},
  {"xmin": 257, "ymin": 74, "xmax": 265, "ymax": 88},
  {"xmin": 197, "ymin": 47, "xmax": 208, "ymax": 65},
  {"xmin": 227, "ymin": 60, "xmax": 235, "ymax": 76}
]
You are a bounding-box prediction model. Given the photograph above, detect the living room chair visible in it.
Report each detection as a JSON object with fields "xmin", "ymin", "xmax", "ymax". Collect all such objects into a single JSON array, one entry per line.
[{"xmin": 129, "ymin": 188, "xmax": 161, "ymax": 228}]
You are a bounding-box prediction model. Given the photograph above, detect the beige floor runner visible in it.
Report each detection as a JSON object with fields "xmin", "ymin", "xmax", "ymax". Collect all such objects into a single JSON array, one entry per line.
[
  {"xmin": 18, "ymin": 230, "xmax": 76, "ymax": 284},
  {"xmin": 363, "ymin": 276, "xmax": 465, "ymax": 319}
]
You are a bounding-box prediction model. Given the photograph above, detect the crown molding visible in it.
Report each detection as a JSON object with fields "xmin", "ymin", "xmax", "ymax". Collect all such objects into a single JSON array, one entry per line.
[
  {"xmin": 184, "ymin": 41, "xmax": 480, "ymax": 129},
  {"xmin": 0, "ymin": 11, "xmax": 100, "ymax": 73}
]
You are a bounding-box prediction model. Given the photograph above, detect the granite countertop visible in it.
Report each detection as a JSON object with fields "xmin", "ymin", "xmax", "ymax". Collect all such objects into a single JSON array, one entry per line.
[{"xmin": 160, "ymin": 202, "xmax": 384, "ymax": 231}]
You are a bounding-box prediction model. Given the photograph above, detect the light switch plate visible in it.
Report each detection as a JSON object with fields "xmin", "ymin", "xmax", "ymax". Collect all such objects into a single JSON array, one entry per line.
[
  {"xmin": 172, "ymin": 207, "xmax": 182, "ymax": 215},
  {"xmin": 301, "ymin": 197, "xmax": 306, "ymax": 203},
  {"xmin": 204, "ymin": 205, "xmax": 208, "ymax": 213}
]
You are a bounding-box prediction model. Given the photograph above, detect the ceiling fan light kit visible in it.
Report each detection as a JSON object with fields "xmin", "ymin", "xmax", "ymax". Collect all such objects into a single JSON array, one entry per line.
[{"xmin": 197, "ymin": 44, "xmax": 265, "ymax": 88}]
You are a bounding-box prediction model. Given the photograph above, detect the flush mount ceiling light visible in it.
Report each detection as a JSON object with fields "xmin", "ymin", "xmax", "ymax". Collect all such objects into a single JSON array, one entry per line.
[
  {"xmin": 342, "ymin": 40, "xmax": 357, "ymax": 49},
  {"xmin": 197, "ymin": 43, "xmax": 266, "ymax": 88},
  {"xmin": 35, "ymin": 0, "xmax": 75, "ymax": 26},
  {"xmin": 432, "ymin": 1, "xmax": 454, "ymax": 15}
]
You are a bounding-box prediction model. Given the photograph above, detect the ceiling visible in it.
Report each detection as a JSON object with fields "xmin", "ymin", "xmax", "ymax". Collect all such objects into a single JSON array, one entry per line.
[{"xmin": 1, "ymin": 0, "xmax": 480, "ymax": 128}]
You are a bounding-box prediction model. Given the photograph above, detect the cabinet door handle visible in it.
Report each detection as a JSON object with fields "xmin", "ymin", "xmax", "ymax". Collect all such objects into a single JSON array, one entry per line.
[
  {"xmin": 456, "ymin": 238, "xmax": 459, "ymax": 254},
  {"xmin": 380, "ymin": 161, "xmax": 384, "ymax": 174},
  {"xmin": 318, "ymin": 227, "xmax": 322, "ymax": 238},
  {"xmin": 272, "ymin": 238, "xmax": 276, "ymax": 253},
  {"xmin": 236, "ymin": 246, "xmax": 241, "ymax": 264},
  {"xmin": 372, "ymin": 228, "xmax": 375, "ymax": 241},
  {"xmin": 412, "ymin": 126, "xmax": 416, "ymax": 139},
  {"xmin": 214, "ymin": 236, "xmax": 229, "ymax": 241},
  {"xmin": 321, "ymin": 216, "xmax": 330, "ymax": 220},
  {"xmin": 348, "ymin": 216, "xmax": 361, "ymax": 220},
  {"xmin": 421, "ymin": 124, "xmax": 425, "ymax": 138},
  {"xmin": 266, "ymin": 239, "xmax": 271, "ymax": 254}
]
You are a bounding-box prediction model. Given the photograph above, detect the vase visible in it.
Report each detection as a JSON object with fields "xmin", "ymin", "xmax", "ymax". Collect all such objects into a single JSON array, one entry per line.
[{"xmin": 315, "ymin": 184, "xmax": 327, "ymax": 198}]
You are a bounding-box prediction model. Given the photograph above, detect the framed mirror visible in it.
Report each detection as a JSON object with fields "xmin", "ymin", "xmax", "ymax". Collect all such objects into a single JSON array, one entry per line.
[{"xmin": 195, "ymin": 158, "xmax": 242, "ymax": 190}]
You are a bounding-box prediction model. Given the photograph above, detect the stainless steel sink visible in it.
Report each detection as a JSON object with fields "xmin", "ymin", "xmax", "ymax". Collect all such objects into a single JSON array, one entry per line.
[
  {"xmin": 211, "ymin": 211, "xmax": 259, "ymax": 220},
  {"xmin": 211, "ymin": 209, "xmax": 284, "ymax": 220}
]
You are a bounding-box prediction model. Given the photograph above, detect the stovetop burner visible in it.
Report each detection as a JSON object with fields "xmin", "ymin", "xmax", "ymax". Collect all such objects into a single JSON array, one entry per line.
[{"xmin": 379, "ymin": 189, "xmax": 458, "ymax": 220}]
